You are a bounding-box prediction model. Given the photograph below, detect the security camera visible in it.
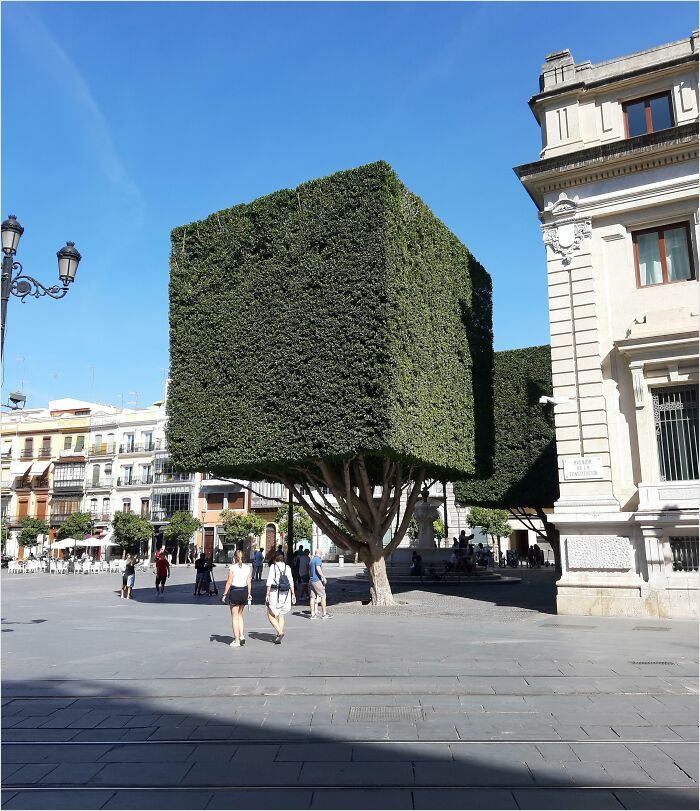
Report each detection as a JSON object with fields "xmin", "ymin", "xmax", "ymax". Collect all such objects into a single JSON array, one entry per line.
[
  {"xmin": 8, "ymin": 391, "xmax": 26, "ymax": 410},
  {"xmin": 539, "ymin": 395, "xmax": 571, "ymax": 405}
]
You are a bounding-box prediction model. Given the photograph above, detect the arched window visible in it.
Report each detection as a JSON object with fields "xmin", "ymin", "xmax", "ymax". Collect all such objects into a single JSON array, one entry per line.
[{"xmin": 122, "ymin": 498, "xmax": 131, "ymax": 514}]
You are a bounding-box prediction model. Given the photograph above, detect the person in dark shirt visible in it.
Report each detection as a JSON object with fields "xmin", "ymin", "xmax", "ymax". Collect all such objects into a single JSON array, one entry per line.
[
  {"xmin": 121, "ymin": 555, "xmax": 136, "ymax": 599},
  {"xmin": 194, "ymin": 552, "xmax": 206, "ymax": 596}
]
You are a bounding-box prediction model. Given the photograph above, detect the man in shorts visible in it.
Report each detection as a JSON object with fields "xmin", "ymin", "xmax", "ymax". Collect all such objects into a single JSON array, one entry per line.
[
  {"xmin": 309, "ymin": 548, "xmax": 331, "ymax": 619},
  {"xmin": 155, "ymin": 551, "xmax": 170, "ymax": 597}
]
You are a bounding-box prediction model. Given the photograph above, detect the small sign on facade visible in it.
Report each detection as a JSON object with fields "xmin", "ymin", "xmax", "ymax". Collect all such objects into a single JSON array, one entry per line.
[{"xmin": 563, "ymin": 456, "xmax": 604, "ymax": 480}]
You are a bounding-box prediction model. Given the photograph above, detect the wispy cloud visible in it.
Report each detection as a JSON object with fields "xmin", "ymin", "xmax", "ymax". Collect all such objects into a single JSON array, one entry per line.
[{"xmin": 6, "ymin": 5, "xmax": 145, "ymax": 224}]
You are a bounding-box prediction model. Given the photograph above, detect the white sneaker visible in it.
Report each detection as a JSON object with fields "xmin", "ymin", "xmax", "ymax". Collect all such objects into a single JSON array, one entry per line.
[
  {"xmin": 321, "ymin": 613, "xmax": 332, "ymax": 619},
  {"xmin": 240, "ymin": 637, "xmax": 246, "ymax": 646},
  {"xmin": 310, "ymin": 614, "xmax": 319, "ymax": 620},
  {"xmin": 230, "ymin": 640, "xmax": 240, "ymax": 648}
]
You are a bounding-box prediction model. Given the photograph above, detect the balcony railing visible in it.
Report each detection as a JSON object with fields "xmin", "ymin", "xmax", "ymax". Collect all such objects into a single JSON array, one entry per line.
[
  {"xmin": 39, "ymin": 448, "xmax": 52, "ymax": 459},
  {"xmin": 116, "ymin": 476, "xmax": 153, "ymax": 487},
  {"xmin": 119, "ymin": 440, "xmax": 163, "ymax": 455},
  {"xmin": 89, "ymin": 512, "xmax": 112, "ymax": 523},
  {"xmin": 88, "ymin": 444, "xmax": 116, "ymax": 457},
  {"xmin": 20, "ymin": 450, "xmax": 34, "ymax": 459},
  {"xmin": 86, "ymin": 478, "xmax": 114, "ymax": 489},
  {"xmin": 1, "ymin": 451, "xmax": 11, "ymax": 460},
  {"xmin": 154, "ymin": 472, "xmax": 192, "ymax": 483},
  {"xmin": 52, "ymin": 479, "xmax": 85, "ymax": 490},
  {"xmin": 49, "ymin": 513, "xmax": 76, "ymax": 525},
  {"xmin": 670, "ymin": 537, "xmax": 699, "ymax": 572},
  {"xmin": 59, "ymin": 448, "xmax": 85, "ymax": 459},
  {"xmin": 150, "ymin": 508, "xmax": 187, "ymax": 522}
]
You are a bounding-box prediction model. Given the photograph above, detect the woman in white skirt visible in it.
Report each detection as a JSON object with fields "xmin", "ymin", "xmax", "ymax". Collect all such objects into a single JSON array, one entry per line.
[
  {"xmin": 265, "ymin": 550, "xmax": 296, "ymax": 644},
  {"xmin": 222, "ymin": 550, "xmax": 252, "ymax": 648}
]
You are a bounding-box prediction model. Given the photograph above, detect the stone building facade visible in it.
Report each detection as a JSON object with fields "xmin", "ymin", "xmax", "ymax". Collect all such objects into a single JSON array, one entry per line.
[{"xmin": 515, "ymin": 32, "xmax": 699, "ymax": 617}]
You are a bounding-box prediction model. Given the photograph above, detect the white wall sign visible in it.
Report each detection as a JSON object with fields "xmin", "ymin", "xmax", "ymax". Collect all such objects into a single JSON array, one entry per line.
[{"xmin": 563, "ymin": 456, "xmax": 603, "ymax": 480}]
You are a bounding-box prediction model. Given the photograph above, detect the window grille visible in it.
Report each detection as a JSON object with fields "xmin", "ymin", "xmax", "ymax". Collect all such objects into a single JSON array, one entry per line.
[
  {"xmin": 669, "ymin": 536, "xmax": 699, "ymax": 572},
  {"xmin": 653, "ymin": 387, "xmax": 698, "ymax": 481}
]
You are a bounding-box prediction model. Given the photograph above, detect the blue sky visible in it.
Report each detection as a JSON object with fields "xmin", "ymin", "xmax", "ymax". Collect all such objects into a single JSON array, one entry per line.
[{"xmin": 2, "ymin": 2, "xmax": 696, "ymax": 409}]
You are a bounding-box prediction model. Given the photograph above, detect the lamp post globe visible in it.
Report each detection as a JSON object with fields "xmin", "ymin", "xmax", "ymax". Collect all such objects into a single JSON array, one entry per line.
[
  {"xmin": 1, "ymin": 215, "xmax": 24, "ymax": 255},
  {"xmin": 57, "ymin": 241, "xmax": 81, "ymax": 285}
]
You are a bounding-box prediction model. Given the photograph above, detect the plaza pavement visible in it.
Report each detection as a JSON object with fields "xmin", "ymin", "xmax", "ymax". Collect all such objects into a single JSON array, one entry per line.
[{"xmin": 1, "ymin": 562, "xmax": 697, "ymax": 810}]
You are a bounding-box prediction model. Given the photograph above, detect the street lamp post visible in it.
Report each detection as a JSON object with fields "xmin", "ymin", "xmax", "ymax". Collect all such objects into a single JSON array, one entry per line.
[{"xmin": 1, "ymin": 215, "xmax": 82, "ymax": 359}]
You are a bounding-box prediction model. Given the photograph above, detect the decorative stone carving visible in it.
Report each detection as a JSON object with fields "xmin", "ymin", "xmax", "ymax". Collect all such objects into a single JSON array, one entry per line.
[
  {"xmin": 565, "ymin": 535, "xmax": 632, "ymax": 570},
  {"xmin": 632, "ymin": 368, "xmax": 646, "ymax": 409},
  {"xmin": 542, "ymin": 192, "xmax": 592, "ymax": 266}
]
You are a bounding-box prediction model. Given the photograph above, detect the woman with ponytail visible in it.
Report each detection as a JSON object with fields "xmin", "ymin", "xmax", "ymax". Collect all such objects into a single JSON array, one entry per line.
[{"xmin": 222, "ymin": 549, "xmax": 252, "ymax": 648}]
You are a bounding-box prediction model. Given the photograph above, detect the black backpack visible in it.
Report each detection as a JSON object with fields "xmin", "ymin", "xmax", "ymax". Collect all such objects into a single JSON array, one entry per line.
[{"xmin": 274, "ymin": 564, "xmax": 291, "ymax": 594}]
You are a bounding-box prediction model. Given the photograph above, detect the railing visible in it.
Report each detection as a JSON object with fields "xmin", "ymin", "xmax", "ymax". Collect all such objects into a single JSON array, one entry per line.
[
  {"xmin": 88, "ymin": 444, "xmax": 116, "ymax": 456},
  {"xmin": 59, "ymin": 448, "xmax": 85, "ymax": 458},
  {"xmin": 150, "ymin": 508, "xmax": 187, "ymax": 522},
  {"xmin": 89, "ymin": 512, "xmax": 112, "ymax": 523},
  {"xmin": 1, "ymin": 451, "xmax": 11, "ymax": 460},
  {"xmin": 154, "ymin": 472, "xmax": 192, "ymax": 483},
  {"xmin": 669, "ymin": 537, "xmax": 699, "ymax": 572},
  {"xmin": 52, "ymin": 479, "xmax": 85, "ymax": 490},
  {"xmin": 86, "ymin": 478, "xmax": 114, "ymax": 489},
  {"xmin": 119, "ymin": 443, "xmax": 157, "ymax": 454},
  {"xmin": 20, "ymin": 450, "xmax": 34, "ymax": 459},
  {"xmin": 34, "ymin": 478, "xmax": 49, "ymax": 489},
  {"xmin": 39, "ymin": 448, "xmax": 52, "ymax": 459},
  {"xmin": 49, "ymin": 513, "xmax": 75, "ymax": 525},
  {"xmin": 116, "ymin": 476, "xmax": 153, "ymax": 487}
]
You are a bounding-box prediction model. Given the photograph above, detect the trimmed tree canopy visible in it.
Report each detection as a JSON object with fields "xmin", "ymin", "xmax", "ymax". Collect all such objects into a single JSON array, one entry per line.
[
  {"xmin": 454, "ymin": 345, "xmax": 558, "ymax": 509},
  {"xmin": 168, "ymin": 160, "xmax": 492, "ymax": 482}
]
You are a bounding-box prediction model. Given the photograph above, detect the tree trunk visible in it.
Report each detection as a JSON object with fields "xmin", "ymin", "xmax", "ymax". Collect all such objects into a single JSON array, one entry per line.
[{"xmin": 367, "ymin": 556, "xmax": 396, "ymax": 606}]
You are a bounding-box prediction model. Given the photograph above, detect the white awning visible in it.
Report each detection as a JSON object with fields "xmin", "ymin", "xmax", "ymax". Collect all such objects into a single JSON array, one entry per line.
[
  {"xmin": 2, "ymin": 439, "xmax": 12, "ymax": 452},
  {"xmin": 29, "ymin": 461, "xmax": 51, "ymax": 477},
  {"xmin": 9, "ymin": 461, "xmax": 32, "ymax": 477}
]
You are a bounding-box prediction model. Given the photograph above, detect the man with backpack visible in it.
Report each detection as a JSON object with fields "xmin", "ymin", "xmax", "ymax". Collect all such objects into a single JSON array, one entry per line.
[
  {"xmin": 265, "ymin": 550, "xmax": 296, "ymax": 644},
  {"xmin": 309, "ymin": 548, "xmax": 331, "ymax": 620}
]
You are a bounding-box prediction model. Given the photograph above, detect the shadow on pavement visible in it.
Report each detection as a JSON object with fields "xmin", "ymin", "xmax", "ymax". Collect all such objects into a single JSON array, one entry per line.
[{"xmin": 1, "ymin": 677, "xmax": 696, "ymax": 810}]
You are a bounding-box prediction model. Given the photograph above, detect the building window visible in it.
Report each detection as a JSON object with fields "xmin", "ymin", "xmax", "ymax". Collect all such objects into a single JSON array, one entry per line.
[
  {"xmin": 227, "ymin": 492, "xmax": 245, "ymax": 510},
  {"xmin": 141, "ymin": 498, "xmax": 150, "ymax": 517},
  {"xmin": 122, "ymin": 499, "xmax": 132, "ymax": 513},
  {"xmin": 669, "ymin": 537, "xmax": 699, "ymax": 572},
  {"xmin": 63, "ymin": 436, "xmax": 73, "ymax": 450},
  {"xmin": 75, "ymin": 436, "xmax": 85, "ymax": 452},
  {"xmin": 207, "ymin": 492, "xmax": 224, "ymax": 511},
  {"xmin": 40, "ymin": 437, "xmax": 51, "ymax": 457},
  {"xmin": 102, "ymin": 497, "xmax": 110, "ymax": 515},
  {"xmin": 90, "ymin": 498, "xmax": 98, "ymax": 515},
  {"xmin": 632, "ymin": 223, "xmax": 694, "ymax": 287},
  {"xmin": 623, "ymin": 92, "xmax": 673, "ymax": 138},
  {"xmin": 653, "ymin": 386, "xmax": 698, "ymax": 482},
  {"xmin": 22, "ymin": 438, "xmax": 34, "ymax": 459},
  {"xmin": 142, "ymin": 431, "xmax": 153, "ymax": 451},
  {"xmin": 91, "ymin": 464, "xmax": 100, "ymax": 486},
  {"xmin": 124, "ymin": 433, "xmax": 135, "ymax": 452},
  {"xmin": 121, "ymin": 466, "xmax": 133, "ymax": 486},
  {"xmin": 141, "ymin": 463, "xmax": 152, "ymax": 484}
]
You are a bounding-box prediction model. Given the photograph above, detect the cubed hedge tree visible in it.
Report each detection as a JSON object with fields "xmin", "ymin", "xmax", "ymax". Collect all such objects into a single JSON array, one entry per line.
[
  {"xmin": 169, "ymin": 161, "xmax": 492, "ymax": 604},
  {"xmin": 453, "ymin": 345, "xmax": 560, "ymax": 570}
]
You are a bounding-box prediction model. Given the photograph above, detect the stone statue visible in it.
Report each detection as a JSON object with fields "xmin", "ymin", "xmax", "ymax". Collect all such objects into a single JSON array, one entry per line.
[{"xmin": 412, "ymin": 485, "xmax": 440, "ymax": 548}]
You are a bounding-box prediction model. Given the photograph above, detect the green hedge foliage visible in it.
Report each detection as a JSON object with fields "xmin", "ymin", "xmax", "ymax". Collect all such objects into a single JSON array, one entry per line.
[
  {"xmin": 453, "ymin": 345, "xmax": 559, "ymax": 509},
  {"xmin": 168, "ymin": 161, "xmax": 492, "ymax": 481}
]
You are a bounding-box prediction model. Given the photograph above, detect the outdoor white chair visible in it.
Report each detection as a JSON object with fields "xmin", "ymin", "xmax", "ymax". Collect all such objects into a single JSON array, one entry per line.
[
  {"xmin": 8, "ymin": 561, "xmax": 20, "ymax": 573},
  {"xmin": 91, "ymin": 562, "xmax": 102, "ymax": 574}
]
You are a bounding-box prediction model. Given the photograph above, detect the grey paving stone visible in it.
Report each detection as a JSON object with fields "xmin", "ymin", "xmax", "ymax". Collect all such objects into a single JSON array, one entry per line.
[
  {"xmin": 1, "ymin": 764, "xmax": 23, "ymax": 781},
  {"xmin": 1, "ymin": 789, "xmax": 116, "ymax": 809},
  {"xmin": 299, "ymin": 762, "xmax": 414, "ymax": 786},
  {"xmin": 3, "ymin": 729, "xmax": 80, "ymax": 743},
  {"xmin": 513, "ymin": 788, "xmax": 627, "ymax": 809},
  {"xmin": 535, "ymin": 742, "xmax": 581, "ymax": 761},
  {"xmin": 102, "ymin": 790, "xmax": 213, "ymax": 809},
  {"xmin": 413, "ymin": 789, "xmax": 519, "ymax": 809},
  {"xmin": 70, "ymin": 730, "xmax": 129, "ymax": 743},
  {"xmin": 207, "ymin": 790, "xmax": 313, "ymax": 809},
  {"xmin": 655, "ymin": 743, "xmax": 700, "ymax": 779},
  {"xmin": 230, "ymin": 745, "xmax": 281, "ymax": 764},
  {"xmin": 38, "ymin": 763, "xmax": 106, "ymax": 785},
  {"xmin": 413, "ymin": 762, "xmax": 533, "ymax": 787},
  {"xmin": 180, "ymin": 762, "xmax": 301, "ymax": 786},
  {"xmin": 601, "ymin": 760, "xmax": 656, "ymax": 785},
  {"xmin": 186, "ymin": 744, "xmax": 237, "ymax": 762},
  {"xmin": 611, "ymin": 726, "xmax": 683, "ymax": 741},
  {"xmin": 669, "ymin": 726, "xmax": 699, "ymax": 741},
  {"xmin": 614, "ymin": 788, "xmax": 699, "ymax": 810},
  {"xmin": 354, "ymin": 743, "xmax": 453, "ymax": 761},
  {"xmin": 276, "ymin": 743, "xmax": 353, "ymax": 762},
  {"xmin": 450, "ymin": 743, "xmax": 542, "ymax": 763},
  {"xmin": 561, "ymin": 761, "xmax": 610, "ymax": 786},
  {"xmin": 311, "ymin": 789, "xmax": 412, "ymax": 809},
  {"xmin": 2, "ymin": 745, "xmax": 112, "ymax": 764},
  {"xmin": 571, "ymin": 743, "xmax": 638, "ymax": 761},
  {"xmin": 88, "ymin": 761, "xmax": 193, "ymax": 786},
  {"xmin": 97, "ymin": 743, "xmax": 196, "ymax": 762},
  {"xmin": 580, "ymin": 725, "xmax": 623, "ymax": 740},
  {"xmin": 636, "ymin": 757, "xmax": 697, "ymax": 785},
  {"xmin": 4, "ymin": 763, "xmax": 59, "ymax": 785}
]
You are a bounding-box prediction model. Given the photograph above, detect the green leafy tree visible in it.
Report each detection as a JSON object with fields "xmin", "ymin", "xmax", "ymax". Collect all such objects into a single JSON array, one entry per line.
[
  {"xmin": 275, "ymin": 505, "xmax": 313, "ymax": 545},
  {"xmin": 56, "ymin": 512, "xmax": 92, "ymax": 541},
  {"xmin": 18, "ymin": 517, "xmax": 49, "ymax": 551},
  {"xmin": 168, "ymin": 161, "xmax": 493, "ymax": 605},
  {"xmin": 112, "ymin": 511, "xmax": 153, "ymax": 558},
  {"xmin": 163, "ymin": 512, "xmax": 201, "ymax": 564},
  {"xmin": 468, "ymin": 507, "xmax": 511, "ymax": 542},
  {"xmin": 407, "ymin": 517, "xmax": 419, "ymax": 541},
  {"xmin": 220, "ymin": 511, "xmax": 266, "ymax": 554},
  {"xmin": 433, "ymin": 519, "xmax": 445, "ymax": 545},
  {"xmin": 454, "ymin": 346, "xmax": 560, "ymax": 573},
  {"xmin": 0, "ymin": 515, "xmax": 9, "ymax": 554}
]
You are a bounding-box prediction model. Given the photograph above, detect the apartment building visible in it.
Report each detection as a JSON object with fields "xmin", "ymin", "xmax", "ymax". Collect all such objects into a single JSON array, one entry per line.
[{"xmin": 515, "ymin": 31, "xmax": 699, "ymax": 617}]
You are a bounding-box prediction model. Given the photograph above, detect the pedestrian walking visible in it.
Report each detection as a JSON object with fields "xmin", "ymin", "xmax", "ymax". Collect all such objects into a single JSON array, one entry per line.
[
  {"xmin": 222, "ymin": 550, "xmax": 252, "ymax": 648},
  {"xmin": 253, "ymin": 547, "xmax": 264, "ymax": 581},
  {"xmin": 298, "ymin": 548, "xmax": 311, "ymax": 599},
  {"xmin": 309, "ymin": 548, "xmax": 331, "ymax": 619},
  {"xmin": 194, "ymin": 552, "xmax": 206, "ymax": 596},
  {"xmin": 154, "ymin": 550, "xmax": 170, "ymax": 596},
  {"xmin": 204, "ymin": 557, "xmax": 218, "ymax": 596},
  {"xmin": 265, "ymin": 550, "xmax": 295, "ymax": 644},
  {"xmin": 121, "ymin": 555, "xmax": 136, "ymax": 599}
]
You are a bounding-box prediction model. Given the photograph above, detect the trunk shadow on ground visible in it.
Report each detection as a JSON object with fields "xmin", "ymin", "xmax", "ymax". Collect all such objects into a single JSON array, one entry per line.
[{"xmin": 2, "ymin": 678, "xmax": 696, "ymax": 810}]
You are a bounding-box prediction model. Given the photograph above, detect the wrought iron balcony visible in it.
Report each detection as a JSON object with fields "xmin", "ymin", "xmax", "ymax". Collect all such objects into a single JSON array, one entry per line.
[
  {"xmin": 149, "ymin": 508, "xmax": 183, "ymax": 522},
  {"xmin": 88, "ymin": 444, "xmax": 116, "ymax": 457},
  {"xmin": 116, "ymin": 476, "xmax": 153, "ymax": 487},
  {"xmin": 38, "ymin": 448, "xmax": 52, "ymax": 459},
  {"xmin": 154, "ymin": 472, "xmax": 192, "ymax": 484},
  {"xmin": 86, "ymin": 477, "xmax": 114, "ymax": 489},
  {"xmin": 20, "ymin": 450, "xmax": 34, "ymax": 459},
  {"xmin": 89, "ymin": 511, "xmax": 112, "ymax": 523}
]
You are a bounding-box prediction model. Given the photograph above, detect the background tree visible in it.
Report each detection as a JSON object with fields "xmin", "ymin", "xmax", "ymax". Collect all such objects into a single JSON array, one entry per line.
[
  {"xmin": 454, "ymin": 346, "xmax": 560, "ymax": 572},
  {"xmin": 163, "ymin": 512, "xmax": 201, "ymax": 564},
  {"xmin": 56, "ymin": 512, "xmax": 92, "ymax": 541},
  {"xmin": 112, "ymin": 511, "xmax": 152, "ymax": 558},
  {"xmin": 220, "ymin": 510, "xmax": 266, "ymax": 554},
  {"xmin": 276, "ymin": 505, "xmax": 313, "ymax": 546},
  {"xmin": 1, "ymin": 515, "xmax": 9, "ymax": 555},
  {"xmin": 18, "ymin": 517, "xmax": 49, "ymax": 553},
  {"xmin": 468, "ymin": 507, "xmax": 511, "ymax": 558},
  {"xmin": 168, "ymin": 162, "xmax": 493, "ymax": 605},
  {"xmin": 433, "ymin": 519, "xmax": 445, "ymax": 546}
]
